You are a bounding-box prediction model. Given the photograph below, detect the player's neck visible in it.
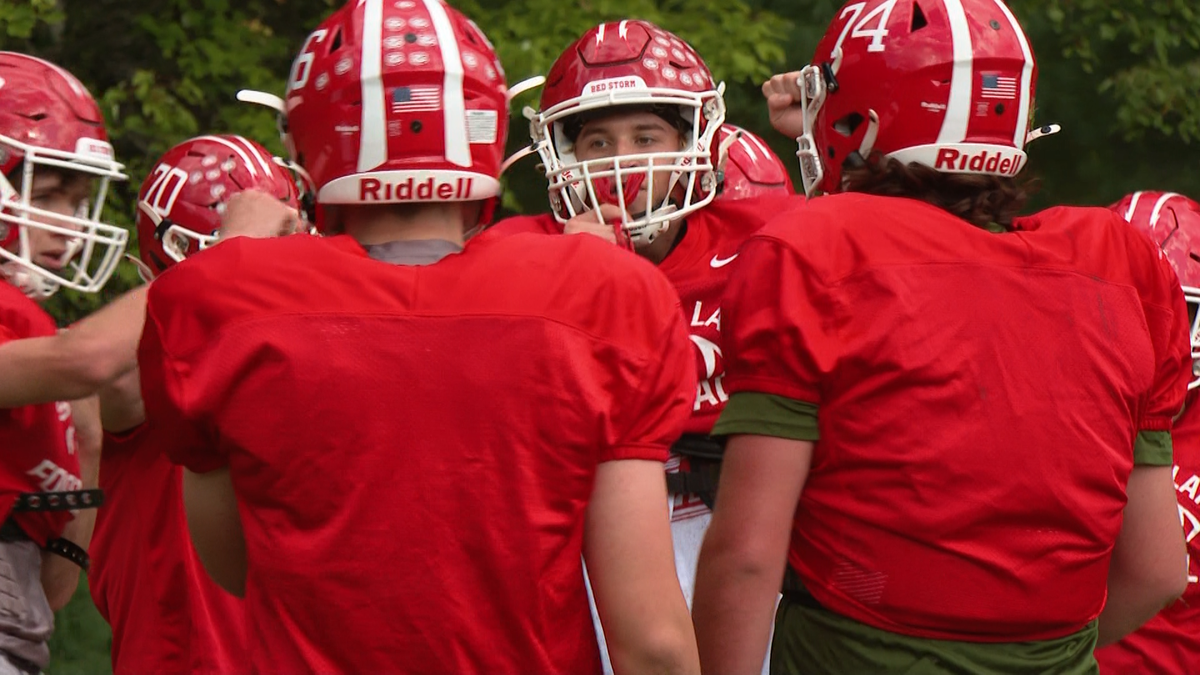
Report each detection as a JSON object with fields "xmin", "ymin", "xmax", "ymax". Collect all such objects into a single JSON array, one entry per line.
[
  {"xmin": 341, "ymin": 203, "xmax": 472, "ymax": 247},
  {"xmin": 636, "ymin": 217, "xmax": 685, "ymax": 265}
]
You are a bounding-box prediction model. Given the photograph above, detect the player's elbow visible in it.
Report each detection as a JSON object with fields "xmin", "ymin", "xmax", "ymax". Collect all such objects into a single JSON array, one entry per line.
[{"xmin": 608, "ymin": 620, "xmax": 700, "ymax": 675}]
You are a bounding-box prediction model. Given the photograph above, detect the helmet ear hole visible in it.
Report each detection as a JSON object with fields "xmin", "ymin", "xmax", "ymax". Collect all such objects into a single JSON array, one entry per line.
[
  {"xmin": 834, "ymin": 113, "xmax": 865, "ymax": 138},
  {"xmin": 910, "ymin": 2, "xmax": 928, "ymax": 32}
]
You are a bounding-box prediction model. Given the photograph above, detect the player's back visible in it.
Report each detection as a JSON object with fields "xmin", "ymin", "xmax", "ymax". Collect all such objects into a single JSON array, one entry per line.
[
  {"xmin": 756, "ymin": 192, "xmax": 1184, "ymax": 639},
  {"xmin": 143, "ymin": 232, "xmax": 692, "ymax": 673}
]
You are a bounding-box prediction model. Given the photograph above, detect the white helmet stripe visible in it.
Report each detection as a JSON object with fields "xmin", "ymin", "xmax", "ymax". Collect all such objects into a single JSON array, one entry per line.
[
  {"xmin": 424, "ymin": 0, "xmax": 470, "ymax": 167},
  {"xmin": 744, "ymin": 131, "xmax": 773, "ymax": 160},
  {"xmin": 357, "ymin": 0, "xmax": 388, "ymax": 172},
  {"xmin": 936, "ymin": 0, "xmax": 973, "ymax": 145},
  {"xmin": 232, "ymin": 135, "xmax": 276, "ymax": 177},
  {"xmin": 991, "ymin": 0, "xmax": 1034, "ymax": 148},
  {"xmin": 736, "ymin": 136, "xmax": 758, "ymax": 161},
  {"xmin": 1151, "ymin": 192, "xmax": 1182, "ymax": 228},
  {"xmin": 197, "ymin": 135, "xmax": 261, "ymax": 177},
  {"xmin": 1122, "ymin": 191, "xmax": 1144, "ymax": 222}
]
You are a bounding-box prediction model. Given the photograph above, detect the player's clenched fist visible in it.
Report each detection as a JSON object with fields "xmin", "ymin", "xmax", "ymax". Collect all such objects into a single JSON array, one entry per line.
[
  {"xmin": 218, "ymin": 189, "xmax": 303, "ymax": 242},
  {"xmin": 762, "ymin": 71, "xmax": 807, "ymax": 141}
]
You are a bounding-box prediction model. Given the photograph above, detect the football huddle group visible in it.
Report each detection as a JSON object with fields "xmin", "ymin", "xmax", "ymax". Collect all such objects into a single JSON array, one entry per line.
[{"xmin": 0, "ymin": 0, "xmax": 1196, "ymax": 672}]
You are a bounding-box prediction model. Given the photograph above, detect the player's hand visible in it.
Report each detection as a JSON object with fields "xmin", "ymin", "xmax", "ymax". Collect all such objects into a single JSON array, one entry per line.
[
  {"xmin": 217, "ymin": 189, "xmax": 302, "ymax": 242},
  {"xmin": 563, "ymin": 204, "xmax": 631, "ymax": 248},
  {"xmin": 763, "ymin": 71, "xmax": 807, "ymax": 140}
]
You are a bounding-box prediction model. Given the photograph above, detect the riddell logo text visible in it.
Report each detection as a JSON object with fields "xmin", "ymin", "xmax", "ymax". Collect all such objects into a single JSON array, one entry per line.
[
  {"xmin": 359, "ymin": 177, "xmax": 475, "ymax": 201},
  {"xmin": 934, "ymin": 148, "xmax": 1023, "ymax": 176}
]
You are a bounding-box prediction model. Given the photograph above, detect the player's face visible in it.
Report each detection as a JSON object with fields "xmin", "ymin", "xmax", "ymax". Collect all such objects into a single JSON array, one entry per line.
[
  {"xmin": 19, "ymin": 170, "xmax": 91, "ymax": 270},
  {"xmin": 574, "ymin": 110, "xmax": 684, "ymax": 215}
]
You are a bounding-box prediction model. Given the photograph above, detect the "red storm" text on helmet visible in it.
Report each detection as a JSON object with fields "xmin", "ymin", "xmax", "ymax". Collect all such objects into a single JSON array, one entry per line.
[
  {"xmin": 359, "ymin": 176, "xmax": 476, "ymax": 201},
  {"xmin": 934, "ymin": 148, "xmax": 1024, "ymax": 176}
]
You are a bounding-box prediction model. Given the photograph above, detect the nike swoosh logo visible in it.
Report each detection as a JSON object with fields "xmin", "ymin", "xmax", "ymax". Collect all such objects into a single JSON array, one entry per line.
[{"xmin": 710, "ymin": 254, "xmax": 738, "ymax": 268}]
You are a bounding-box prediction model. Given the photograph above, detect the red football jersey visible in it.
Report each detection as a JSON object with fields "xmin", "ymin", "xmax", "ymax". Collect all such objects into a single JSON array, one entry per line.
[
  {"xmin": 488, "ymin": 196, "xmax": 803, "ymax": 520},
  {"xmin": 89, "ymin": 424, "xmax": 246, "ymax": 674},
  {"xmin": 1095, "ymin": 390, "xmax": 1200, "ymax": 673},
  {"xmin": 721, "ymin": 194, "xmax": 1192, "ymax": 641},
  {"xmin": 138, "ymin": 233, "xmax": 694, "ymax": 674},
  {"xmin": 0, "ymin": 282, "xmax": 80, "ymax": 545}
]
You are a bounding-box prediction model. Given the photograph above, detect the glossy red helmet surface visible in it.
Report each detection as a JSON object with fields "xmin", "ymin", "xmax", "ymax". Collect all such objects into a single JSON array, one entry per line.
[
  {"xmin": 0, "ymin": 51, "xmax": 127, "ymax": 296},
  {"xmin": 795, "ymin": 0, "xmax": 1057, "ymax": 196},
  {"xmin": 136, "ymin": 135, "xmax": 300, "ymax": 276},
  {"xmin": 716, "ymin": 124, "xmax": 794, "ymax": 200},
  {"xmin": 283, "ymin": 0, "xmax": 508, "ymax": 232},
  {"xmin": 1112, "ymin": 190, "xmax": 1200, "ymax": 389},
  {"xmin": 532, "ymin": 20, "xmax": 725, "ymax": 245}
]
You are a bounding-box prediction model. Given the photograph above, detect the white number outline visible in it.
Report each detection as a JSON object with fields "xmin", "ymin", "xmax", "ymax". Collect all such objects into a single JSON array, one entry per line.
[
  {"xmin": 831, "ymin": 0, "xmax": 898, "ymax": 55},
  {"xmin": 142, "ymin": 163, "xmax": 189, "ymax": 219},
  {"xmin": 288, "ymin": 28, "xmax": 329, "ymax": 92}
]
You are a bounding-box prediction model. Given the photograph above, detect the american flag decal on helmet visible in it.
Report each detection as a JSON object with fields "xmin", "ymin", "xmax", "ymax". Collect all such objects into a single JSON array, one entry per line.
[
  {"xmin": 980, "ymin": 73, "xmax": 1017, "ymax": 100},
  {"xmin": 392, "ymin": 86, "xmax": 441, "ymax": 113}
]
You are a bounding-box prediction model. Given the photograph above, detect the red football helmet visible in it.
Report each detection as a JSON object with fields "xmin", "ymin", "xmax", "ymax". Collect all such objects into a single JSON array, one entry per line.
[
  {"xmin": 135, "ymin": 135, "xmax": 301, "ymax": 278},
  {"xmin": 716, "ymin": 124, "xmax": 794, "ymax": 200},
  {"xmin": 281, "ymin": 0, "xmax": 508, "ymax": 233},
  {"xmin": 794, "ymin": 0, "xmax": 1059, "ymax": 197},
  {"xmin": 532, "ymin": 20, "xmax": 726, "ymax": 245},
  {"xmin": 1112, "ymin": 191, "xmax": 1200, "ymax": 390},
  {"xmin": 0, "ymin": 52, "xmax": 127, "ymax": 297}
]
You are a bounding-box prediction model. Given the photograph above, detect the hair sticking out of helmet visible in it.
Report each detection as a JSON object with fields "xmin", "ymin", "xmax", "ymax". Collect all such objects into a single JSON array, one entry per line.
[
  {"xmin": 278, "ymin": 0, "xmax": 510, "ymax": 234},
  {"xmin": 0, "ymin": 51, "xmax": 128, "ymax": 298},
  {"xmin": 1112, "ymin": 190, "xmax": 1200, "ymax": 390},
  {"xmin": 794, "ymin": 0, "xmax": 1059, "ymax": 198},
  {"xmin": 531, "ymin": 20, "xmax": 726, "ymax": 246},
  {"xmin": 134, "ymin": 134, "xmax": 301, "ymax": 280}
]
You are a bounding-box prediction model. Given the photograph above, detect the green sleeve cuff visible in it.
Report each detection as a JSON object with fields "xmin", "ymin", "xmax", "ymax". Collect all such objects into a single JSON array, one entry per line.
[
  {"xmin": 1134, "ymin": 430, "xmax": 1173, "ymax": 466},
  {"xmin": 711, "ymin": 392, "xmax": 820, "ymax": 442}
]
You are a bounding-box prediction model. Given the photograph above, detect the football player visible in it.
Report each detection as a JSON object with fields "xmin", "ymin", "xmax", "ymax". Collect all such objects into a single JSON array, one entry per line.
[
  {"xmin": 483, "ymin": 23, "xmax": 799, "ymax": 672},
  {"xmin": 89, "ymin": 135, "xmax": 300, "ymax": 674},
  {"xmin": 1094, "ymin": 191, "xmax": 1200, "ymax": 674},
  {"xmin": 692, "ymin": 1, "xmax": 1192, "ymax": 673},
  {"xmin": 138, "ymin": 1, "xmax": 699, "ymax": 673},
  {"xmin": 0, "ymin": 132, "xmax": 303, "ymax": 671},
  {"xmin": 0, "ymin": 51, "xmax": 125, "ymax": 673}
]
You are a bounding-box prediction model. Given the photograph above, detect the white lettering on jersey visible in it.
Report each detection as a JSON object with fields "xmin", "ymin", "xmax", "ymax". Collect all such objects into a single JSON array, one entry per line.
[
  {"xmin": 691, "ymin": 312, "xmax": 724, "ymax": 413},
  {"xmin": 690, "ymin": 301, "xmax": 721, "ymax": 330},
  {"xmin": 26, "ymin": 459, "xmax": 83, "ymax": 493},
  {"xmin": 1174, "ymin": 465, "xmax": 1200, "ymax": 585}
]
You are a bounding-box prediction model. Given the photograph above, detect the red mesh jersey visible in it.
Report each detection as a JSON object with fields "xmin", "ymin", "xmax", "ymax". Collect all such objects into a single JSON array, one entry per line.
[
  {"xmin": 721, "ymin": 193, "xmax": 1191, "ymax": 641},
  {"xmin": 89, "ymin": 425, "xmax": 246, "ymax": 674},
  {"xmin": 139, "ymin": 232, "xmax": 694, "ymax": 673}
]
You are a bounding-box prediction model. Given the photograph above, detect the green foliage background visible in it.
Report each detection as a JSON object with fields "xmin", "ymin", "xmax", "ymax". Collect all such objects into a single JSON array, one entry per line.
[{"xmin": 1, "ymin": 0, "xmax": 1197, "ymax": 670}]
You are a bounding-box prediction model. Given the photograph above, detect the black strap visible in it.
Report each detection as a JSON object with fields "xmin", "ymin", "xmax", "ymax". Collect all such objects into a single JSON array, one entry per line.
[
  {"xmin": 671, "ymin": 433, "xmax": 725, "ymax": 460},
  {"xmin": 665, "ymin": 470, "xmax": 718, "ymax": 496},
  {"xmin": 10, "ymin": 489, "xmax": 104, "ymax": 513},
  {"xmin": 44, "ymin": 537, "xmax": 90, "ymax": 572}
]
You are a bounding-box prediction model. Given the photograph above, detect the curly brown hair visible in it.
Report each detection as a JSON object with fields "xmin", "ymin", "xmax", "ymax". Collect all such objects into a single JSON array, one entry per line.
[{"xmin": 840, "ymin": 153, "xmax": 1038, "ymax": 229}]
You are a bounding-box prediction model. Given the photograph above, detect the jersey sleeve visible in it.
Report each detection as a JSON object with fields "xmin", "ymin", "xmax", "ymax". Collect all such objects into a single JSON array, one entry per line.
[
  {"xmin": 1135, "ymin": 237, "xmax": 1193, "ymax": 434},
  {"xmin": 720, "ymin": 233, "xmax": 837, "ymax": 405},
  {"xmin": 601, "ymin": 272, "xmax": 696, "ymax": 464},
  {"xmin": 138, "ymin": 277, "xmax": 225, "ymax": 474}
]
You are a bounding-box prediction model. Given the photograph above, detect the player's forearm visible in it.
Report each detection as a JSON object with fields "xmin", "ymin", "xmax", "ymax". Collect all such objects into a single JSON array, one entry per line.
[
  {"xmin": 1096, "ymin": 574, "xmax": 1183, "ymax": 646},
  {"xmin": 692, "ymin": 541, "xmax": 780, "ymax": 675},
  {"xmin": 0, "ymin": 287, "xmax": 146, "ymax": 407},
  {"xmin": 40, "ymin": 506, "xmax": 97, "ymax": 611}
]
